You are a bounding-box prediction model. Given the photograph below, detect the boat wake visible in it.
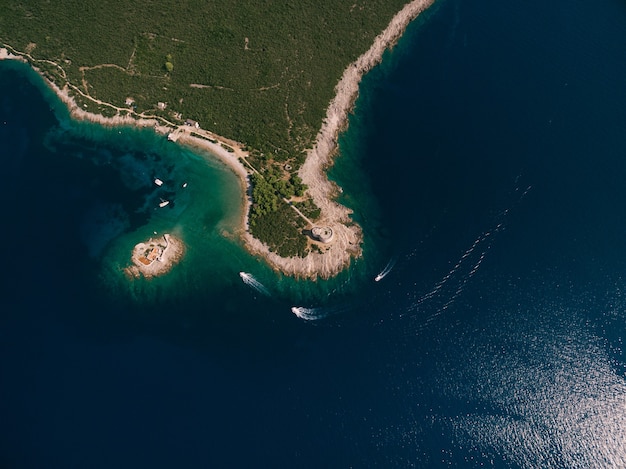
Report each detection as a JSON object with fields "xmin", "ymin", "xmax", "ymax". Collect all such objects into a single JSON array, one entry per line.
[
  {"xmin": 290, "ymin": 304, "xmax": 351, "ymax": 321},
  {"xmin": 290, "ymin": 306, "xmax": 327, "ymax": 321},
  {"xmin": 239, "ymin": 272, "xmax": 270, "ymax": 296},
  {"xmin": 403, "ymin": 184, "xmax": 533, "ymax": 328},
  {"xmin": 375, "ymin": 258, "xmax": 397, "ymax": 282}
]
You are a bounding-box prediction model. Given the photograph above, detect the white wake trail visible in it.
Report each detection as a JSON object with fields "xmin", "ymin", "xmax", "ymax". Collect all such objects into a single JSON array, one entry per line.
[
  {"xmin": 290, "ymin": 303, "xmax": 351, "ymax": 321},
  {"xmin": 375, "ymin": 257, "xmax": 397, "ymax": 282},
  {"xmin": 403, "ymin": 180, "xmax": 533, "ymax": 328},
  {"xmin": 291, "ymin": 306, "xmax": 327, "ymax": 321},
  {"xmin": 239, "ymin": 272, "xmax": 270, "ymax": 296}
]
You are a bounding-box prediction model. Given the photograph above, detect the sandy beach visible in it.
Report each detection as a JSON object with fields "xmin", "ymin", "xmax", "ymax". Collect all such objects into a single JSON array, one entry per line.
[
  {"xmin": 1, "ymin": 0, "xmax": 434, "ymax": 279},
  {"xmin": 0, "ymin": 48, "xmax": 24, "ymax": 61}
]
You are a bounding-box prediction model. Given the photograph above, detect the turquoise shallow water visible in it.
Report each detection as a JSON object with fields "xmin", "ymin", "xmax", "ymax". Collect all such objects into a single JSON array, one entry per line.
[{"xmin": 0, "ymin": 60, "xmax": 382, "ymax": 311}]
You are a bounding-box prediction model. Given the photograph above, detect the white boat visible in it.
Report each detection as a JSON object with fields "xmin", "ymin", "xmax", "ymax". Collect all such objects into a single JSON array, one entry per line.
[
  {"xmin": 374, "ymin": 258, "xmax": 396, "ymax": 282},
  {"xmin": 159, "ymin": 200, "xmax": 170, "ymax": 208},
  {"xmin": 154, "ymin": 178, "xmax": 164, "ymax": 186}
]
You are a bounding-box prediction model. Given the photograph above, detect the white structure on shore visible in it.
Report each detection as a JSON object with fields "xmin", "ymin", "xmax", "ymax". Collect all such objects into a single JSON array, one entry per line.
[{"xmin": 311, "ymin": 226, "xmax": 334, "ymax": 243}]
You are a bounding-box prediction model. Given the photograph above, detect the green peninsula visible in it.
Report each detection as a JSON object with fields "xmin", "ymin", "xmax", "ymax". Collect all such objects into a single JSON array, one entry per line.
[{"xmin": 1, "ymin": 0, "xmax": 434, "ymax": 278}]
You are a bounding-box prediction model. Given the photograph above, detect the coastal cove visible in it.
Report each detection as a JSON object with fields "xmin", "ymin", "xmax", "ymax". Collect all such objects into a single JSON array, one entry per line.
[
  {"xmin": 0, "ymin": 58, "xmax": 389, "ymax": 306},
  {"xmin": 0, "ymin": 57, "xmax": 355, "ymax": 290},
  {"xmin": 0, "ymin": 0, "xmax": 435, "ymax": 281}
]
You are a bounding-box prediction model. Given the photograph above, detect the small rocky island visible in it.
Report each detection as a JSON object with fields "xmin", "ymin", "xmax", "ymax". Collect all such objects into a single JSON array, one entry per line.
[{"xmin": 125, "ymin": 234, "xmax": 184, "ymax": 279}]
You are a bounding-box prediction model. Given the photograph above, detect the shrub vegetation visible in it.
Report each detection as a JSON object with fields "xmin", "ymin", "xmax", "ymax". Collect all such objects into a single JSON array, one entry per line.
[{"xmin": 0, "ymin": 0, "xmax": 406, "ymax": 159}]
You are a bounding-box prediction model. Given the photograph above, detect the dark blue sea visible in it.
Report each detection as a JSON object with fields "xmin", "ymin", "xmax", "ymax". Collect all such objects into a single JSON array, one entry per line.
[{"xmin": 2, "ymin": 0, "xmax": 626, "ymax": 467}]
